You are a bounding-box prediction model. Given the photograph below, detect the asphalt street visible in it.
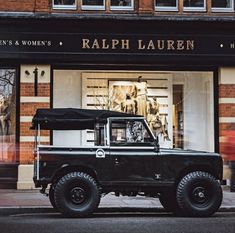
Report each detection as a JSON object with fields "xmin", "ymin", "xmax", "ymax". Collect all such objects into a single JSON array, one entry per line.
[{"xmin": 0, "ymin": 210, "xmax": 234, "ymax": 233}]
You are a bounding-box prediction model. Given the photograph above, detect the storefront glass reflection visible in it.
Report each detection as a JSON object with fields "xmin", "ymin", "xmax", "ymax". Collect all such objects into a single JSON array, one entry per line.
[
  {"xmin": 82, "ymin": 0, "xmax": 104, "ymax": 6},
  {"xmin": 0, "ymin": 69, "xmax": 16, "ymax": 163},
  {"xmin": 156, "ymin": 0, "xmax": 177, "ymax": 7},
  {"xmin": 110, "ymin": 0, "xmax": 132, "ymax": 6},
  {"xmin": 212, "ymin": 0, "xmax": 232, "ymax": 8},
  {"xmin": 184, "ymin": 0, "xmax": 204, "ymax": 7},
  {"xmin": 54, "ymin": 0, "xmax": 76, "ymax": 5}
]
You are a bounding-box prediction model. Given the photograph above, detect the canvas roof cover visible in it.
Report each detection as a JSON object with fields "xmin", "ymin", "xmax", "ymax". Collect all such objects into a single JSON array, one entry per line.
[{"xmin": 32, "ymin": 108, "xmax": 139, "ymax": 130}]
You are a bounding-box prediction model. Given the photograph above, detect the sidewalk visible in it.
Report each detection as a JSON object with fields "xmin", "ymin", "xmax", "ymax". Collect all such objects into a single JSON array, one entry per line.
[{"xmin": 0, "ymin": 188, "xmax": 234, "ymax": 212}]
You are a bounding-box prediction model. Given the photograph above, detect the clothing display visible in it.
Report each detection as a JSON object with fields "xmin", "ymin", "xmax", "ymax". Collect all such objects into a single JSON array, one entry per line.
[
  {"xmin": 110, "ymin": 79, "xmax": 170, "ymax": 142},
  {"xmin": 135, "ymin": 81, "xmax": 148, "ymax": 117}
]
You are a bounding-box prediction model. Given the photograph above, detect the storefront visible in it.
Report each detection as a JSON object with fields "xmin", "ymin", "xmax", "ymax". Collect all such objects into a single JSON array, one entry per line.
[{"xmin": 0, "ymin": 16, "xmax": 234, "ymax": 188}]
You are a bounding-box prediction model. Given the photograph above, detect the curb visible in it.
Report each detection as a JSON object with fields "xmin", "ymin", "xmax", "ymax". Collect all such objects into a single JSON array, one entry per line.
[{"xmin": 0, "ymin": 206, "xmax": 235, "ymax": 216}]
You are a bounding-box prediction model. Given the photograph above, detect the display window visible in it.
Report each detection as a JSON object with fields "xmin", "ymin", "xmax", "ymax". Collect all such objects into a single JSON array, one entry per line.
[
  {"xmin": 53, "ymin": 0, "xmax": 77, "ymax": 9},
  {"xmin": 183, "ymin": 0, "xmax": 206, "ymax": 11},
  {"xmin": 155, "ymin": 0, "xmax": 178, "ymax": 11},
  {"xmin": 0, "ymin": 69, "xmax": 17, "ymax": 163},
  {"xmin": 53, "ymin": 70, "xmax": 215, "ymax": 152},
  {"xmin": 81, "ymin": 0, "xmax": 105, "ymax": 10},
  {"xmin": 212, "ymin": 0, "xmax": 234, "ymax": 12},
  {"xmin": 110, "ymin": 0, "xmax": 134, "ymax": 10}
]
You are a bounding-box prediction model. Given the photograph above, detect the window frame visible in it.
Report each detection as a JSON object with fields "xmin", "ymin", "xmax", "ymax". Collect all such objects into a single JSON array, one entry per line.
[
  {"xmin": 211, "ymin": 0, "xmax": 234, "ymax": 12},
  {"xmin": 110, "ymin": 0, "xmax": 134, "ymax": 11},
  {"xmin": 183, "ymin": 0, "xmax": 207, "ymax": 12},
  {"xmin": 52, "ymin": 0, "xmax": 77, "ymax": 10},
  {"xmin": 81, "ymin": 0, "xmax": 105, "ymax": 10},
  {"xmin": 155, "ymin": 0, "xmax": 179, "ymax": 12}
]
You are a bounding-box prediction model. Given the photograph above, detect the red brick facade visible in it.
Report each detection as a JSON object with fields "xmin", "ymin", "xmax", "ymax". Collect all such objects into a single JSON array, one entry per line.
[
  {"xmin": 19, "ymin": 78, "xmax": 50, "ymax": 164},
  {"xmin": 20, "ymin": 83, "xmax": 50, "ymax": 97},
  {"xmin": 0, "ymin": 1, "xmax": 233, "ymax": 16},
  {"xmin": 219, "ymin": 79, "xmax": 235, "ymax": 155},
  {"xmin": 219, "ymin": 84, "xmax": 235, "ymax": 98},
  {"xmin": 0, "ymin": 0, "xmax": 49, "ymax": 12}
]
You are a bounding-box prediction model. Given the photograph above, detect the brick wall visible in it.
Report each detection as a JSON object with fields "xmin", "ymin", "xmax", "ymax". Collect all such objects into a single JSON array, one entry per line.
[
  {"xmin": 0, "ymin": 0, "xmax": 34, "ymax": 11},
  {"xmin": 0, "ymin": 0, "xmax": 50, "ymax": 12},
  {"xmin": 219, "ymin": 84, "xmax": 235, "ymax": 98},
  {"xmin": 219, "ymin": 68, "xmax": 235, "ymax": 144},
  {"xmin": 0, "ymin": 0, "xmax": 149, "ymax": 13},
  {"xmin": 19, "ymin": 65, "xmax": 51, "ymax": 164},
  {"xmin": 139, "ymin": 0, "xmax": 154, "ymax": 14}
]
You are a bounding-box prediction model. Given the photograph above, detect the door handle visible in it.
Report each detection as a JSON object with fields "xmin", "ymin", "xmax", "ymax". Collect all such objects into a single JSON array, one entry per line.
[{"xmin": 115, "ymin": 158, "xmax": 119, "ymax": 165}]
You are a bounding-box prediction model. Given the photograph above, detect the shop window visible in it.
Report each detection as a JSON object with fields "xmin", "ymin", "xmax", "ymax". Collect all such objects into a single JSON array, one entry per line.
[
  {"xmin": 212, "ymin": 0, "xmax": 234, "ymax": 12},
  {"xmin": 54, "ymin": 71, "xmax": 215, "ymax": 152},
  {"xmin": 110, "ymin": 0, "xmax": 134, "ymax": 10},
  {"xmin": 183, "ymin": 0, "xmax": 206, "ymax": 11},
  {"xmin": 53, "ymin": 0, "xmax": 77, "ymax": 9},
  {"xmin": 81, "ymin": 0, "xmax": 105, "ymax": 10},
  {"xmin": 155, "ymin": 0, "xmax": 178, "ymax": 11},
  {"xmin": 0, "ymin": 69, "xmax": 17, "ymax": 163}
]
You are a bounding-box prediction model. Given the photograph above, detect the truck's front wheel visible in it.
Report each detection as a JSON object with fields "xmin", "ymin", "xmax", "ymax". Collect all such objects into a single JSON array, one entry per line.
[
  {"xmin": 54, "ymin": 172, "xmax": 101, "ymax": 217},
  {"xmin": 49, "ymin": 185, "xmax": 57, "ymax": 211},
  {"xmin": 176, "ymin": 171, "xmax": 222, "ymax": 217}
]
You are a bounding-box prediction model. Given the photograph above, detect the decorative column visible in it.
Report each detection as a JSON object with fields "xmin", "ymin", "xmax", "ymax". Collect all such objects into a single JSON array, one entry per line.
[
  {"xmin": 17, "ymin": 65, "xmax": 51, "ymax": 189},
  {"xmin": 219, "ymin": 67, "xmax": 235, "ymax": 182}
]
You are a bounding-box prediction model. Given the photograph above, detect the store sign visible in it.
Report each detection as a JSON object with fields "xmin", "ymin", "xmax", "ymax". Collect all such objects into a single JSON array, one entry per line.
[
  {"xmin": 81, "ymin": 38, "xmax": 195, "ymax": 51},
  {"xmin": 0, "ymin": 33, "xmax": 234, "ymax": 59}
]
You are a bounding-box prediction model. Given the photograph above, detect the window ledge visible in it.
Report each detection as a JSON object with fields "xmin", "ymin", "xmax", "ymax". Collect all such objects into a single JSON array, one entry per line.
[
  {"xmin": 183, "ymin": 8, "xmax": 207, "ymax": 12},
  {"xmin": 155, "ymin": 7, "xmax": 178, "ymax": 12},
  {"xmin": 81, "ymin": 6, "xmax": 105, "ymax": 11},
  {"xmin": 211, "ymin": 8, "xmax": 234, "ymax": 13},
  {"xmin": 110, "ymin": 6, "xmax": 134, "ymax": 11},
  {"xmin": 53, "ymin": 5, "xmax": 77, "ymax": 10}
]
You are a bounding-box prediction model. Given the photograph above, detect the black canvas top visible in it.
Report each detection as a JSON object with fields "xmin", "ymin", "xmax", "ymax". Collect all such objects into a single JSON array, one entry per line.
[{"xmin": 32, "ymin": 108, "xmax": 140, "ymax": 130}]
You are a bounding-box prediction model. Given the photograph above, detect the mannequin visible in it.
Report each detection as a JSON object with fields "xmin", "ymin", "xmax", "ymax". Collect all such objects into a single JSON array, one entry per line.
[{"xmin": 135, "ymin": 76, "xmax": 148, "ymax": 117}]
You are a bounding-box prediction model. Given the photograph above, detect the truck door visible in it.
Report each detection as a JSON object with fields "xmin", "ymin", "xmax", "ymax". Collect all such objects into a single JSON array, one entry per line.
[{"xmin": 109, "ymin": 118, "xmax": 161, "ymax": 185}]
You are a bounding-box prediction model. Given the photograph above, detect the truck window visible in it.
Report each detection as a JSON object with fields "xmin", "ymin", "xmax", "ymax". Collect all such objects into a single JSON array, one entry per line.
[{"xmin": 110, "ymin": 120, "xmax": 154, "ymax": 145}]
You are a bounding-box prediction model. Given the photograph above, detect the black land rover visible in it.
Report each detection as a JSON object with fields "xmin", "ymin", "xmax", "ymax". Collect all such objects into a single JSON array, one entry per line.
[{"xmin": 32, "ymin": 108, "xmax": 223, "ymax": 217}]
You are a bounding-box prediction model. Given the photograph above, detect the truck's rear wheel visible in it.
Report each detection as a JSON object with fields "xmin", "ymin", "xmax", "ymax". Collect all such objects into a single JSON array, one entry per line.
[
  {"xmin": 176, "ymin": 171, "xmax": 222, "ymax": 217},
  {"xmin": 159, "ymin": 191, "xmax": 179, "ymax": 212},
  {"xmin": 54, "ymin": 172, "xmax": 100, "ymax": 217}
]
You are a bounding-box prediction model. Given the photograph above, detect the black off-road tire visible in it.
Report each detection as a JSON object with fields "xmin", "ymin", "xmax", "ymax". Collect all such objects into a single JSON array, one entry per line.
[
  {"xmin": 176, "ymin": 171, "xmax": 222, "ymax": 217},
  {"xmin": 159, "ymin": 191, "xmax": 179, "ymax": 213},
  {"xmin": 54, "ymin": 172, "xmax": 101, "ymax": 217},
  {"xmin": 49, "ymin": 185, "xmax": 57, "ymax": 211}
]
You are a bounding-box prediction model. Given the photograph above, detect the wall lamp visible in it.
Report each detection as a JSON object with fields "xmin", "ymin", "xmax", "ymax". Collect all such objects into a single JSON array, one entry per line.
[
  {"xmin": 25, "ymin": 69, "xmax": 45, "ymax": 77},
  {"xmin": 25, "ymin": 70, "xmax": 30, "ymax": 76},
  {"xmin": 24, "ymin": 67, "xmax": 46, "ymax": 96},
  {"xmin": 41, "ymin": 70, "xmax": 45, "ymax": 77}
]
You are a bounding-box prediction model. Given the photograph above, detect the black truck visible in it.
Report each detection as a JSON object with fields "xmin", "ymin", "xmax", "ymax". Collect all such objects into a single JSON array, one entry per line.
[{"xmin": 32, "ymin": 108, "xmax": 223, "ymax": 217}]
